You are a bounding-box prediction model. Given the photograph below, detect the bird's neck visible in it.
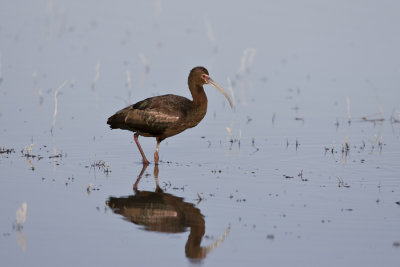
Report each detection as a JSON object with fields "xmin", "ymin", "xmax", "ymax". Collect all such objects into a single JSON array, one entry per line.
[{"xmin": 190, "ymin": 84, "xmax": 208, "ymax": 109}]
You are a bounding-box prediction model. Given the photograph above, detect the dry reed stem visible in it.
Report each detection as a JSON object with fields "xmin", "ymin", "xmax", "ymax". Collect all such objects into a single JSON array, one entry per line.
[
  {"xmin": 16, "ymin": 202, "xmax": 27, "ymax": 228},
  {"xmin": 51, "ymin": 80, "xmax": 68, "ymax": 134},
  {"xmin": 126, "ymin": 70, "xmax": 132, "ymax": 103},
  {"xmin": 16, "ymin": 230, "xmax": 27, "ymax": 252},
  {"xmin": 204, "ymin": 15, "xmax": 217, "ymax": 50},
  {"xmin": 154, "ymin": 0, "xmax": 162, "ymax": 19},
  {"xmin": 367, "ymin": 80, "xmax": 385, "ymax": 119},
  {"xmin": 226, "ymin": 127, "xmax": 233, "ymax": 141},
  {"xmin": 92, "ymin": 61, "xmax": 101, "ymax": 90},
  {"xmin": 126, "ymin": 70, "xmax": 132, "ymax": 90},
  {"xmin": 346, "ymin": 96, "xmax": 351, "ymax": 124},
  {"xmin": 16, "ymin": 202, "xmax": 27, "ymax": 252},
  {"xmin": 226, "ymin": 76, "xmax": 235, "ymax": 105},
  {"xmin": 237, "ymin": 48, "xmax": 256, "ymax": 76},
  {"xmin": 0, "ymin": 53, "xmax": 3, "ymax": 82},
  {"xmin": 139, "ymin": 53, "xmax": 150, "ymax": 73}
]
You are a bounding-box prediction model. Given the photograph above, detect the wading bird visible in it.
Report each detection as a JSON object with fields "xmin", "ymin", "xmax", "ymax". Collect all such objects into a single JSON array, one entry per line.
[{"xmin": 107, "ymin": 66, "xmax": 233, "ymax": 165}]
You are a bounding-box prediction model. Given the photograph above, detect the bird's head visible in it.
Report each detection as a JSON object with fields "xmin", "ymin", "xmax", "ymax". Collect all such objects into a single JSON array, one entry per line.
[
  {"xmin": 189, "ymin": 66, "xmax": 233, "ymax": 108},
  {"xmin": 188, "ymin": 66, "xmax": 209, "ymax": 85}
]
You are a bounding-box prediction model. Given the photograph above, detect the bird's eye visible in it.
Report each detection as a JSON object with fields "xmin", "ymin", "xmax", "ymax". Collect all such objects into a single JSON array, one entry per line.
[{"xmin": 201, "ymin": 74, "xmax": 209, "ymax": 82}]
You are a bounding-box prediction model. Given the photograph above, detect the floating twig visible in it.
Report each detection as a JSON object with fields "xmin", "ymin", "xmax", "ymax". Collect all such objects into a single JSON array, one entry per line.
[
  {"xmin": 48, "ymin": 153, "xmax": 62, "ymax": 159},
  {"xmin": 337, "ymin": 177, "xmax": 350, "ymax": 188},
  {"xmin": 298, "ymin": 169, "xmax": 308, "ymax": 181},
  {"xmin": 361, "ymin": 114, "xmax": 385, "ymax": 123},
  {"xmin": 0, "ymin": 147, "xmax": 15, "ymax": 154},
  {"xmin": 195, "ymin": 193, "xmax": 203, "ymax": 204}
]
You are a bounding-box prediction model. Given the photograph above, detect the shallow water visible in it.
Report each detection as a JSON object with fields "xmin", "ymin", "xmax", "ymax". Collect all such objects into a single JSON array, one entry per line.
[{"xmin": 1, "ymin": 1, "xmax": 400, "ymax": 266}]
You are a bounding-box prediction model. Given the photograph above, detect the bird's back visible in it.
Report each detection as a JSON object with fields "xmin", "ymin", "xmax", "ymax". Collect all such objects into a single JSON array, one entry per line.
[{"xmin": 107, "ymin": 94, "xmax": 203, "ymax": 140}]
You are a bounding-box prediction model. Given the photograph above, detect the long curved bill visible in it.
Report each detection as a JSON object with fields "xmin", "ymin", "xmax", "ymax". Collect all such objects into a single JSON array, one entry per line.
[
  {"xmin": 204, "ymin": 225, "xmax": 231, "ymax": 255},
  {"xmin": 208, "ymin": 78, "xmax": 233, "ymax": 108}
]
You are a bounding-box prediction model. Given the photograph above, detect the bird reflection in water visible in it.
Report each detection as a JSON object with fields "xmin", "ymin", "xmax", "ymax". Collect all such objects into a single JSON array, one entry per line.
[{"xmin": 106, "ymin": 164, "xmax": 229, "ymax": 260}]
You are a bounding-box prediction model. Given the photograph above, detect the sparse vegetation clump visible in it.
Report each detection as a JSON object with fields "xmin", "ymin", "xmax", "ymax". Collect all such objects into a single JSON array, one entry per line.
[
  {"xmin": 0, "ymin": 147, "xmax": 15, "ymax": 154},
  {"xmin": 90, "ymin": 159, "xmax": 111, "ymax": 174}
]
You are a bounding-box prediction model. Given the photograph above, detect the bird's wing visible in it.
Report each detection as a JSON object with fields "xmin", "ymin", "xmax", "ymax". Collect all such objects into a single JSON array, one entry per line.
[{"xmin": 124, "ymin": 95, "xmax": 189, "ymax": 135}]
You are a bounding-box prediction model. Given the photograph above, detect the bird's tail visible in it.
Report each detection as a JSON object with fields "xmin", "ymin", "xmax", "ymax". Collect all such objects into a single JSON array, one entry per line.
[{"xmin": 107, "ymin": 107, "xmax": 130, "ymax": 129}]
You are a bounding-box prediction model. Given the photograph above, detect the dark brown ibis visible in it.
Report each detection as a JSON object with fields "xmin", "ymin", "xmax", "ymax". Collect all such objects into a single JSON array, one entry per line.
[{"xmin": 107, "ymin": 66, "xmax": 233, "ymax": 165}]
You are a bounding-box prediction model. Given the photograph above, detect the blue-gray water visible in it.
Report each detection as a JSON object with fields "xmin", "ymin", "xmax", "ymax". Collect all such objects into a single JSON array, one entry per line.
[{"xmin": 1, "ymin": 1, "xmax": 400, "ymax": 266}]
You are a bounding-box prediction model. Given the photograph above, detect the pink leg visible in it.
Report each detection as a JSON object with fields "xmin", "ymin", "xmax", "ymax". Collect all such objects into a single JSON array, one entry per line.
[
  {"xmin": 133, "ymin": 164, "xmax": 148, "ymax": 191},
  {"xmin": 134, "ymin": 133, "xmax": 150, "ymax": 165},
  {"xmin": 153, "ymin": 165, "xmax": 162, "ymax": 192},
  {"xmin": 154, "ymin": 139, "xmax": 161, "ymax": 165}
]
